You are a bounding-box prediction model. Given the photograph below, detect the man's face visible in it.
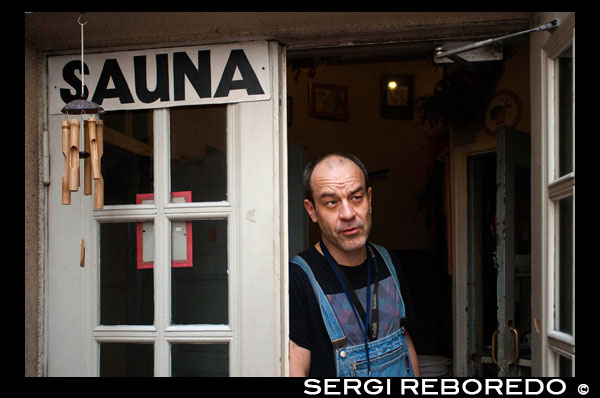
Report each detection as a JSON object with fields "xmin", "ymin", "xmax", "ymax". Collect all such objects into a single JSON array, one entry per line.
[{"xmin": 304, "ymin": 156, "xmax": 372, "ymax": 262}]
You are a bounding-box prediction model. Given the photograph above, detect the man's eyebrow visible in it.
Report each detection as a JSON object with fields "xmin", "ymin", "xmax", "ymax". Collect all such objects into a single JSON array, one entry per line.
[
  {"xmin": 350, "ymin": 186, "xmax": 365, "ymax": 195},
  {"xmin": 318, "ymin": 186, "xmax": 364, "ymax": 200},
  {"xmin": 318, "ymin": 192, "xmax": 337, "ymax": 200}
]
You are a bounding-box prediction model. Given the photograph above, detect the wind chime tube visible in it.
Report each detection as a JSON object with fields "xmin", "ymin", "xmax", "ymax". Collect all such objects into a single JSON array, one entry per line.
[
  {"xmin": 88, "ymin": 117, "xmax": 100, "ymax": 179},
  {"xmin": 94, "ymin": 119, "xmax": 104, "ymax": 209},
  {"xmin": 61, "ymin": 121, "xmax": 71, "ymax": 204},
  {"xmin": 83, "ymin": 118, "xmax": 92, "ymax": 195},
  {"xmin": 68, "ymin": 119, "xmax": 80, "ymax": 192}
]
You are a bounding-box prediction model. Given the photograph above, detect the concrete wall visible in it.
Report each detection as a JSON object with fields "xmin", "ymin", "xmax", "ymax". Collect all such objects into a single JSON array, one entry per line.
[{"xmin": 25, "ymin": 39, "xmax": 44, "ymax": 377}]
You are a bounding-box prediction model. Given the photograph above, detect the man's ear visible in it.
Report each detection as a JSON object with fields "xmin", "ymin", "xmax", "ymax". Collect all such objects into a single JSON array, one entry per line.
[{"xmin": 303, "ymin": 199, "xmax": 318, "ymax": 223}]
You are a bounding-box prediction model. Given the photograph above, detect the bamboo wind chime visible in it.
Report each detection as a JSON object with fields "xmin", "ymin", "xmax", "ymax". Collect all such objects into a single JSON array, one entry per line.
[
  {"xmin": 61, "ymin": 15, "xmax": 104, "ymax": 209},
  {"xmin": 61, "ymin": 117, "xmax": 104, "ymax": 208}
]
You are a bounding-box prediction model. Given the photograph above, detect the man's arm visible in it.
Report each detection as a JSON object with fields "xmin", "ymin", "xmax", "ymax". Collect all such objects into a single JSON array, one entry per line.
[
  {"xmin": 289, "ymin": 340, "xmax": 311, "ymax": 377},
  {"xmin": 405, "ymin": 330, "xmax": 421, "ymax": 376}
]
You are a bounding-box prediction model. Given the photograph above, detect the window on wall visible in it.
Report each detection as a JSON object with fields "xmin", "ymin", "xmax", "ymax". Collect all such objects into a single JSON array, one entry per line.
[
  {"xmin": 544, "ymin": 17, "xmax": 575, "ymax": 376},
  {"xmin": 96, "ymin": 105, "xmax": 232, "ymax": 376}
]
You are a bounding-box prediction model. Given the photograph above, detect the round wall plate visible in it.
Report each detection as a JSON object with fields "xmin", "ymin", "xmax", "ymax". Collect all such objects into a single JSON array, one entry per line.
[{"xmin": 483, "ymin": 90, "xmax": 522, "ymax": 135}]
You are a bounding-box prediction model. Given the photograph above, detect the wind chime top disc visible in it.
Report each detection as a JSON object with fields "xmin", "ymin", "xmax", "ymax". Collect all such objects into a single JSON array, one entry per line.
[{"xmin": 61, "ymin": 99, "xmax": 104, "ymax": 115}]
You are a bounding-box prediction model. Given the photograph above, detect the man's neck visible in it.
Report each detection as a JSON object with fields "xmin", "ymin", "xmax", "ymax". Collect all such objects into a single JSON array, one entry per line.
[{"xmin": 314, "ymin": 240, "xmax": 366, "ymax": 267}]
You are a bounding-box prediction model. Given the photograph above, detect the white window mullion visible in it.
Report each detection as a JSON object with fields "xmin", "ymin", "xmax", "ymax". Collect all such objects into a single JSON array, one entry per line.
[
  {"xmin": 548, "ymin": 330, "xmax": 575, "ymax": 353},
  {"xmin": 94, "ymin": 325, "xmax": 158, "ymax": 342},
  {"xmin": 547, "ymin": 173, "xmax": 574, "ymax": 201},
  {"xmin": 153, "ymin": 108, "xmax": 171, "ymax": 376}
]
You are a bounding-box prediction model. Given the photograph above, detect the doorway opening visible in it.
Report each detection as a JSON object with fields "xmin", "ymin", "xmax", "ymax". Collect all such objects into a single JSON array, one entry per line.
[
  {"xmin": 286, "ymin": 37, "xmax": 532, "ymax": 377},
  {"xmin": 286, "ymin": 47, "xmax": 454, "ymax": 377}
]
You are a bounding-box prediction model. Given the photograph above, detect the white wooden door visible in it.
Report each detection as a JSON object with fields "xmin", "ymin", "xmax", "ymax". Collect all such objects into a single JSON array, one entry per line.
[
  {"xmin": 45, "ymin": 42, "xmax": 287, "ymax": 376},
  {"xmin": 530, "ymin": 12, "xmax": 575, "ymax": 376}
]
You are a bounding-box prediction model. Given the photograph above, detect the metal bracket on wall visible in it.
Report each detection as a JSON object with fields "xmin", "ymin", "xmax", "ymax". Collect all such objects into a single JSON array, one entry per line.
[{"xmin": 434, "ymin": 19, "xmax": 560, "ymax": 70}]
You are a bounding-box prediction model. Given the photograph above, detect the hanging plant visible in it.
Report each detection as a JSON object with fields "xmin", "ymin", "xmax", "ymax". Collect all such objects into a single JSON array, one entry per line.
[{"xmin": 416, "ymin": 60, "xmax": 505, "ymax": 132}]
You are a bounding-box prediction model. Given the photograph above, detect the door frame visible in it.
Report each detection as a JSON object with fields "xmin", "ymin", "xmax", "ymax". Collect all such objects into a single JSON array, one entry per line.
[
  {"xmin": 530, "ymin": 11, "xmax": 575, "ymax": 376},
  {"xmin": 450, "ymin": 138, "xmax": 496, "ymax": 376}
]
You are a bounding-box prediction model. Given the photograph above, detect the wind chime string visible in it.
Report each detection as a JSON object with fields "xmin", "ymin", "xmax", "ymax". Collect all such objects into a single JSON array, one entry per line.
[
  {"xmin": 79, "ymin": 15, "xmax": 87, "ymax": 101},
  {"xmin": 78, "ymin": 15, "xmax": 87, "ymax": 173},
  {"xmin": 78, "ymin": 15, "xmax": 89, "ymax": 265}
]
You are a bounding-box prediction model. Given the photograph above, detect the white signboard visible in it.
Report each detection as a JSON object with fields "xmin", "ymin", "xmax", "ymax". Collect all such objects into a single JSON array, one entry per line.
[{"xmin": 48, "ymin": 41, "xmax": 271, "ymax": 115}]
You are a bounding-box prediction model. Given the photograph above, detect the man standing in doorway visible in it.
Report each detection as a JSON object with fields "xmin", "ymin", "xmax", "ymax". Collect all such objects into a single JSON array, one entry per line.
[{"xmin": 289, "ymin": 153, "xmax": 421, "ymax": 377}]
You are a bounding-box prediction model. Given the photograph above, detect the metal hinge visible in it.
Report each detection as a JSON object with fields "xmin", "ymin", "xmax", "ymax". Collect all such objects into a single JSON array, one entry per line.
[{"xmin": 42, "ymin": 129, "xmax": 50, "ymax": 186}]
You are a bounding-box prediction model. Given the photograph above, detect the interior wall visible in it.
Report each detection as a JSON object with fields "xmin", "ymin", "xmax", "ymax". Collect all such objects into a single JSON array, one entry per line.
[
  {"xmin": 450, "ymin": 42, "xmax": 531, "ymax": 149},
  {"xmin": 496, "ymin": 43, "xmax": 531, "ymax": 133}
]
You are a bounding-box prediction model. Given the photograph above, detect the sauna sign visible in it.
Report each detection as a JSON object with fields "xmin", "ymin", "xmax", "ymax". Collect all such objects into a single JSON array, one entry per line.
[{"xmin": 48, "ymin": 41, "xmax": 271, "ymax": 114}]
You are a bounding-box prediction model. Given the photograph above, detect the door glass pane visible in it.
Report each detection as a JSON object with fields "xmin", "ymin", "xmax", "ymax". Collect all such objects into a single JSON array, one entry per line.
[
  {"xmin": 558, "ymin": 354, "xmax": 574, "ymax": 377},
  {"xmin": 170, "ymin": 105, "xmax": 227, "ymax": 203},
  {"xmin": 100, "ymin": 222, "xmax": 154, "ymax": 325},
  {"xmin": 555, "ymin": 196, "xmax": 574, "ymax": 334},
  {"xmin": 100, "ymin": 343, "xmax": 153, "ymax": 376},
  {"xmin": 102, "ymin": 110, "xmax": 154, "ymax": 205},
  {"xmin": 514, "ymin": 165, "xmax": 531, "ymax": 255},
  {"xmin": 171, "ymin": 219, "xmax": 228, "ymax": 325},
  {"xmin": 556, "ymin": 45, "xmax": 573, "ymax": 177},
  {"xmin": 171, "ymin": 343, "xmax": 229, "ymax": 376}
]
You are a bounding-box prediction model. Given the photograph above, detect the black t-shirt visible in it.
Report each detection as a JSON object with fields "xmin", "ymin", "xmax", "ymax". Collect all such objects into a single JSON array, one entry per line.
[{"xmin": 289, "ymin": 245, "xmax": 416, "ymax": 377}]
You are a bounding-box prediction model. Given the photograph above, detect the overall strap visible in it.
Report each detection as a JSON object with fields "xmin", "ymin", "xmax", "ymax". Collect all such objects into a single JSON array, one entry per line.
[
  {"xmin": 369, "ymin": 244, "xmax": 407, "ymax": 319},
  {"xmin": 291, "ymin": 255, "xmax": 348, "ymax": 349}
]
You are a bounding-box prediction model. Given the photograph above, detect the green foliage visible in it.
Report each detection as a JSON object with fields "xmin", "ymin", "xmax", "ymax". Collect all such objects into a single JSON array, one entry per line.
[{"xmin": 416, "ymin": 61, "xmax": 505, "ymax": 131}]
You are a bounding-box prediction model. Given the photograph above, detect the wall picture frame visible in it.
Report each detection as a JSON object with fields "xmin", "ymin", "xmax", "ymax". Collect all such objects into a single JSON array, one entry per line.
[
  {"xmin": 309, "ymin": 82, "xmax": 349, "ymax": 121},
  {"xmin": 381, "ymin": 74, "xmax": 414, "ymax": 120}
]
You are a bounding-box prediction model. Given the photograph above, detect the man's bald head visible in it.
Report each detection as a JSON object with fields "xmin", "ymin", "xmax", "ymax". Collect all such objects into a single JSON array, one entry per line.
[{"xmin": 303, "ymin": 153, "xmax": 370, "ymax": 205}]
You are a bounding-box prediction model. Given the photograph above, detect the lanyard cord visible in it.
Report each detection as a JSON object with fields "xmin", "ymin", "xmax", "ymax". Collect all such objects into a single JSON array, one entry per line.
[{"xmin": 319, "ymin": 240, "xmax": 378, "ymax": 375}]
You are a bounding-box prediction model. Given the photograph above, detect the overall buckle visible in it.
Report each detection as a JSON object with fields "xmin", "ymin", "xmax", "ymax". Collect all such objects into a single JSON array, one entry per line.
[{"xmin": 331, "ymin": 336, "xmax": 348, "ymax": 349}]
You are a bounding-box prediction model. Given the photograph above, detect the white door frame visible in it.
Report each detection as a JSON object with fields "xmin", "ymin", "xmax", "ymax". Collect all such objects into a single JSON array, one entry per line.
[{"xmin": 45, "ymin": 41, "xmax": 288, "ymax": 376}]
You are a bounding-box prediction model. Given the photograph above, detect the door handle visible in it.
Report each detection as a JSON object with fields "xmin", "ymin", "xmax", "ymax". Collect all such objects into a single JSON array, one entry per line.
[
  {"xmin": 508, "ymin": 323, "xmax": 519, "ymax": 365},
  {"xmin": 491, "ymin": 325, "xmax": 520, "ymax": 366}
]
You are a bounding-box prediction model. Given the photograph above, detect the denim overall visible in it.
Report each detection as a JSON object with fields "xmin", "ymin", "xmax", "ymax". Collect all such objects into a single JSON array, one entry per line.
[{"xmin": 291, "ymin": 244, "xmax": 414, "ymax": 377}]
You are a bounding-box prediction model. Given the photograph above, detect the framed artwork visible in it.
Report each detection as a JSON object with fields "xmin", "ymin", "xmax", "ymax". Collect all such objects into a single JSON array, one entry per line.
[
  {"xmin": 136, "ymin": 191, "xmax": 193, "ymax": 269},
  {"xmin": 309, "ymin": 83, "xmax": 349, "ymax": 120},
  {"xmin": 380, "ymin": 74, "xmax": 414, "ymax": 119}
]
